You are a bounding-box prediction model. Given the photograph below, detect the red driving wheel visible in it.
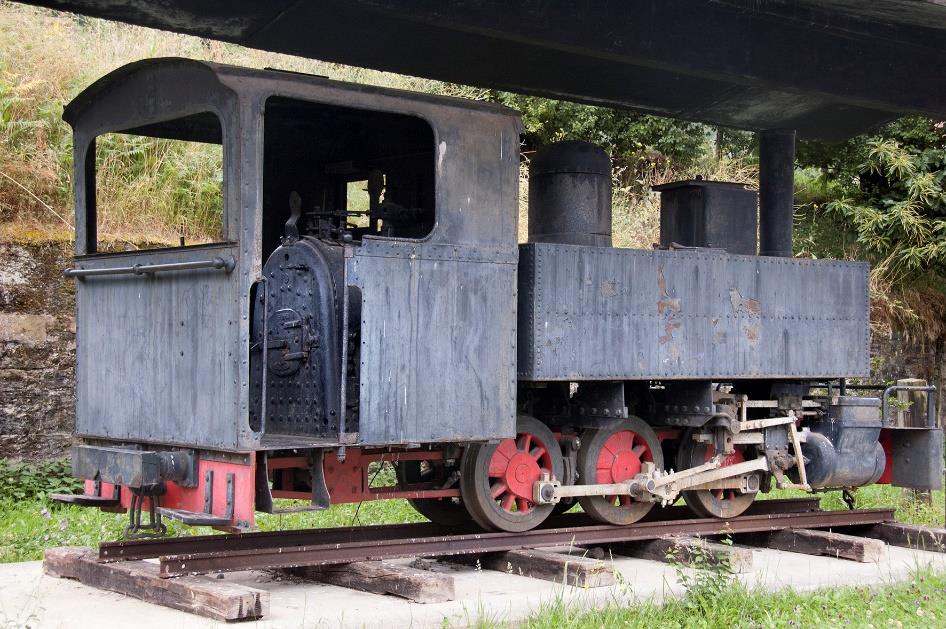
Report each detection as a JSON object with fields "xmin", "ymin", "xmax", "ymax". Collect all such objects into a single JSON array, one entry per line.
[
  {"xmin": 706, "ymin": 446, "xmax": 746, "ymax": 502},
  {"xmin": 577, "ymin": 417, "xmax": 663, "ymax": 525},
  {"xmin": 460, "ymin": 416, "xmax": 563, "ymax": 532},
  {"xmin": 487, "ymin": 432, "xmax": 554, "ymax": 514},
  {"xmin": 677, "ymin": 429, "xmax": 758, "ymax": 519}
]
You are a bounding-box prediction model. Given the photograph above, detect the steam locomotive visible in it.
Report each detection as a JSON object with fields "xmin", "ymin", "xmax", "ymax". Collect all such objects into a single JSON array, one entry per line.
[{"xmin": 55, "ymin": 59, "xmax": 942, "ymax": 535}]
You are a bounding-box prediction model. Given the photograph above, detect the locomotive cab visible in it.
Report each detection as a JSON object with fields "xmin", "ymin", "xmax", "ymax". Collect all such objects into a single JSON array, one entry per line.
[{"xmin": 59, "ymin": 59, "xmax": 520, "ymax": 531}]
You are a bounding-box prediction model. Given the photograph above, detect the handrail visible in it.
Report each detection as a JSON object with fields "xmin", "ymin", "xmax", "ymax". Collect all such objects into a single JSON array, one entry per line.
[
  {"xmin": 880, "ymin": 384, "xmax": 938, "ymax": 428},
  {"xmin": 64, "ymin": 256, "xmax": 236, "ymax": 278}
]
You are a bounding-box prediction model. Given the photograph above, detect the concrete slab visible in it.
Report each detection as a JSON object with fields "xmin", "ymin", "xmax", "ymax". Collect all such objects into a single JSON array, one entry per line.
[{"xmin": 1, "ymin": 545, "xmax": 944, "ymax": 628}]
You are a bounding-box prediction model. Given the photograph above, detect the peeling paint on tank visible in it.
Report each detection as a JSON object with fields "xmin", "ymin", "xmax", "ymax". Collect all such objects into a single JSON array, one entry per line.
[
  {"xmin": 744, "ymin": 324, "xmax": 761, "ymax": 349},
  {"xmin": 659, "ymin": 320, "xmax": 681, "ymax": 345},
  {"xmin": 656, "ymin": 267, "xmax": 681, "ymax": 315},
  {"xmin": 729, "ymin": 287, "xmax": 761, "ymax": 316},
  {"xmin": 600, "ymin": 279, "xmax": 618, "ymax": 298}
]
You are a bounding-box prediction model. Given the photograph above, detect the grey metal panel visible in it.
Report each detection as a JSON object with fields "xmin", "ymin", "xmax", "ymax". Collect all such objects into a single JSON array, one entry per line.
[
  {"xmin": 64, "ymin": 59, "xmax": 525, "ymax": 453},
  {"xmin": 348, "ymin": 248, "xmax": 517, "ymax": 445},
  {"xmin": 518, "ymin": 243, "xmax": 870, "ymax": 380},
  {"xmin": 74, "ymin": 244, "xmax": 243, "ymax": 449},
  {"xmin": 890, "ymin": 428, "xmax": 944, "ymax": 490}
]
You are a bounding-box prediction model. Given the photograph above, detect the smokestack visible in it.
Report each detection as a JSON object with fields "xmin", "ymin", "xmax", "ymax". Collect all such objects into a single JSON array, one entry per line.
[{"xmin": 528, "ymin": 141, "xmax": 612, "ymax": 247}]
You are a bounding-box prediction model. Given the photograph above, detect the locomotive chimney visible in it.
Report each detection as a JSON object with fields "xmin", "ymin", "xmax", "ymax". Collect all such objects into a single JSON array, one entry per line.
[{"xmin": 528, "ymin": 141, "xmax": 612, "ymax": 247}]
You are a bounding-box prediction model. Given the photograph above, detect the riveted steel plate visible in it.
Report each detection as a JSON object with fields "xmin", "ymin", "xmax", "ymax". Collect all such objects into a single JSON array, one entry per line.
[
  {"xmin": 348, "ymin": 247, "xmax": 517, "ymax": 445},
  {"xmin": 518, "ymin": 243, "xmax": 870, "ymax": 380}
]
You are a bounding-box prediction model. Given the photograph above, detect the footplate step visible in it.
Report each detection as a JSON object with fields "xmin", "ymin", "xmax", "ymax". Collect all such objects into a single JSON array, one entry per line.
[
  {"xmin": 50, "ymin": 493, "xmax": 120, "ymax": 508},
  {"xmin": 157, "ymin": 507, "xmax": 231, "ymax": 527}
]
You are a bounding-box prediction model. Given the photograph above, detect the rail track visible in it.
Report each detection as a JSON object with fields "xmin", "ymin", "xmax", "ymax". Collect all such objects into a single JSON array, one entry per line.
[
  {"xmin": 42, "ymin": 497, "xmax": 946, "ymax": 622},
  {"xmin": 93, "ymin": 498, "xmax": 894, "ymax": 577}
]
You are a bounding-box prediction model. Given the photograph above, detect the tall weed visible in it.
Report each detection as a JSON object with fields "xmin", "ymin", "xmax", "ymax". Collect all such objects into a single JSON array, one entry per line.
[{"xmin": 0, "ymin": 4, "xmax": 479, "ymax": 244}]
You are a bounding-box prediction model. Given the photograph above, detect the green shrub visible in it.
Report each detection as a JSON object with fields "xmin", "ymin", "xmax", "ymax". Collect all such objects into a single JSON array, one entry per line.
[{"xmin": 0, "ymin": 458, "xmax": 82, "ymax": 501}]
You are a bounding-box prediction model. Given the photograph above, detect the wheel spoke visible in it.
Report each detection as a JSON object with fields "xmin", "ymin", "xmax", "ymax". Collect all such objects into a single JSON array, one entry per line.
[
  {"xmin": 517, "ymin": 433, "xmax": 532, "ymax": 452},
  {"xmin": 490, "ymin": 481, "xmax": 507, "ymax": 499},
  {"xmin": 530, "ymin": 446, "xmax": 545, "ymax": 461},
  {"xmin": 489, "ymin": 440, "xmax": 517, "ymax": 477},
  {"xmin": 516, "ymin": 498, "xmax": 530, "ymax": 513},
  {"xmin": 631, "ymin": 445, "xmax": 646, "ymax": 457},
  {"xmin": 501, "ymin": 493, "xmax": 515, "ymax": 511}
]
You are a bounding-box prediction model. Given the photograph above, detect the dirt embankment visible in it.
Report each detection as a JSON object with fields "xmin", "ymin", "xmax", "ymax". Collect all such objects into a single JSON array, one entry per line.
[{"xmin": 0, "ymin": 239, "xmax": 75, "ymax": 458}]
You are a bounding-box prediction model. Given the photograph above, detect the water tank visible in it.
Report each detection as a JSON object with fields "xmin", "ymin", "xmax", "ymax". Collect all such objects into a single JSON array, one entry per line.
[
  {"xmin": 654, "ymin": 178, "xmax": 758, "ymax": 255},
  {"xmin": 528, "ymin": 141, "xmax": 612, "ymax": 247}
]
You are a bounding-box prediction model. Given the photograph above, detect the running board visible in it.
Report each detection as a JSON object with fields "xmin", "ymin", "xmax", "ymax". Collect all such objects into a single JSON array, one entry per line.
[
  {"xmin": 50, "ymin": 483, "xmax": 121, "ymax": 508},
  {"xmin": 50, "ymin": 492, "xmax": 120, "ymax": 508},
  {"xmin": 157, "ymin": 507, "xmax": 232, "ymax": 527},
  {"xmin": 157, "ymin": 469, "xmax": 236, "ymax": 528}
]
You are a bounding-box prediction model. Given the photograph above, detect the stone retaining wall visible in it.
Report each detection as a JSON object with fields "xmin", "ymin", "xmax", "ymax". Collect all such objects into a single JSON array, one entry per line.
[{"xmin": 0, "ymin": 241, "xmax": 75, "ymax": 458}]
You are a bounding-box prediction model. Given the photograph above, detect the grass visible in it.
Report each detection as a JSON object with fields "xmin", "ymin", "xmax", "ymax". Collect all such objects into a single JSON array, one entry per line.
[
  {"xmin": 0, "ymin": 495, "xmax": 424, "ymax": 564},
  {"xmin": 518, "ymin": 569, "xmax": 946, "ymax": 629},
  {"xmin": 762, "ymin": 484, "xmax": 946, "ymax": 528},
  {"xmin": 0, "ymin": 461, "xmax": 424, "ymax": 563}
]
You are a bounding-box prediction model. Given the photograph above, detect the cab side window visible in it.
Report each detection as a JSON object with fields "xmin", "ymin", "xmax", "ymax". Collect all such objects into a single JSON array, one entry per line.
[{"xmin": 92, "ymin": 112, "xmax": 224, "ymax": 253}]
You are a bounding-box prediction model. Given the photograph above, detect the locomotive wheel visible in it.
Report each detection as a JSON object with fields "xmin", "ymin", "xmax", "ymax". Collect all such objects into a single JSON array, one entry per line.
[
  {"xmin": 395, "ymin": 459, "xmax": 467, "ymax": 528},
  {"xmin": 460, "ymin": 415, "xmax": 563, "ymax": 532},
  {"xmin": 576, "ymin": 417, "xmax": 663, "ymax": 525},
  {"xmin": 677, "ymin": 429, "xmax": 758, "ymax": 519}
]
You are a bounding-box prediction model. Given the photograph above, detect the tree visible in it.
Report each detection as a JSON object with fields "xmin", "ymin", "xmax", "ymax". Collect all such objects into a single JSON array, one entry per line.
[
  {"xmin": 489, "ymin": 92, "xmax": 711, "ymax": 170},
  {"xmin": 794, "ymin": 117, "xmax": 946, "ymax": 333},
  {"xmin": 796, "ymin": 117, "xmax": 946, "ymax": 290}
]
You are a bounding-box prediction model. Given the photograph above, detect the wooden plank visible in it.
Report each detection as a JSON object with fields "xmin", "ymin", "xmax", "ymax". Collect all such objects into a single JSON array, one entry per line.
[
  {"xmin": 469, "ymin": 548, "xmax": 615, "ymax": 587},
  {"xmin": 748, "ymin": 528, "xmax": 886, "ymax": 562},
  {"xmin": 860, "ymin": 523, "xmax": 946, "ymax": 553},
  {"xmin": 43, "ymin": 547, "xmax": 267, "ymax": 621},
  {"xmin": 533, "ymin": 545, "xmax": 608, "ymax": 561},
  {"xmin": 609, "ymin": 537, "xmax": 754, "ymax": 573},
  {"xmin": 289, "ymin": 561, "xmax": 455, "ymax": 603},
  {"xmin": 895, "ymin": 378, "xmax": 929, "ymax": 428}
]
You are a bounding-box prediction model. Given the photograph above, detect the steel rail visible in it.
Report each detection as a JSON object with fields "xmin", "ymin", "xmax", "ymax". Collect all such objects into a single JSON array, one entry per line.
[
  {"xmin": 99, "ymin": 497, "xmax": 819, "ymax": 562},
  {"xmin": 101, "ymin": 520, "xmax": 449, "ymax": 562},
  {"xmin": 158, "ymin": 507, "xmax": 893, "ymax": 577}
]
